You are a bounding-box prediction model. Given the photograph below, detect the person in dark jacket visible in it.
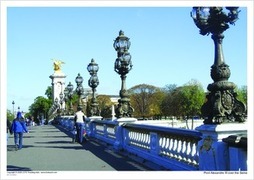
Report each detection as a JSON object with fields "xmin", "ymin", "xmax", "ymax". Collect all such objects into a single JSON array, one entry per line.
[
  {"xmin": 11, "ymin": 112, "xmax": 28, "ymax": 150},
  {"xmin": 7, "ymin": 119, "xmax": 12, "ymax": 142}
]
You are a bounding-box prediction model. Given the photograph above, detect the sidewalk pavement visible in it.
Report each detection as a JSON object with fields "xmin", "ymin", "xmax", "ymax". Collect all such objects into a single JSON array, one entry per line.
[{"xmin": 7, "ymin": 125, "xmax": 150, "ymax": 171}]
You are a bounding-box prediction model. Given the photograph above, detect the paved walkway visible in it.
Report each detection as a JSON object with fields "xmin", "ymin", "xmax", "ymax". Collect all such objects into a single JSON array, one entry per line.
[{"xmin": 7, "ymin": 125, "xmax": 150, "ymax": 171}]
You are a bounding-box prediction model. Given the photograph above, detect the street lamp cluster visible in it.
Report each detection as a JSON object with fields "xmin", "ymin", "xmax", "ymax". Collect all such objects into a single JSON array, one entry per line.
[
  {"xmin": 87, "ymin": 58, "xmax": 100, "ymax": 116},
  {"xmin": 191, "ymin": 7, "xmax": 246, "ymax": 124},
  {"xmin": 51, "ymin": 30, "xmax": 135, "ymax": 119},
  {"xmin": 12, "ymin": 101, "xmax": 15, "ymax": 116},
  {"xmin": 62, "ymin": 75, "xmax": 85, "ymax": 115},
  {"xmin": 53, "ymin": 59, "xmax": 100, "ymax": 116},
  {"xmin": 11, "ymin": 101, "xmax": 21, "ymax": 117},
  {"xmin": 47, "ymin": 7, "xmax": 246, "ymax": 125},
  {"xmin": 65, "ymin": 81, "xmax": 74, "ymax": 114},
  {"xmin": 12, "ymin": 101, "xmax": 20, "ymax": 117},
  {"xmin": 75, "ymin": 73, "xmax": 84, "ymax": 108},
  {"xmin": 113, "ymin": 30, "xmax": 134, "ymax": 118}
]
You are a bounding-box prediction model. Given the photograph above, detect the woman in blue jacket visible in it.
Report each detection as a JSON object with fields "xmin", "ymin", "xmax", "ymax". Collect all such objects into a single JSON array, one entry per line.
[{"xmin": 11, "ymin": 112, "xmax": 28, "ymax": 150}]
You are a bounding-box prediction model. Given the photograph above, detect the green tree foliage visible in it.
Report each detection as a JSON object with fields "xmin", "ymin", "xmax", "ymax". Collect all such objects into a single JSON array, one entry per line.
[
  {"xmin": 24, "ymin": 112, "xmax": 32, "ymax": 119},
  {"xmin": 45, "ymin": 86, "xmax": 53, "ymax": 100},
  {"xmin": 7, "ymin": 109, "xmax": 14, "ymax": 121},
  {"xmin": 70, "ymin": 93, "xmax": 79, "ymax": 112},
  {"xmin": 180, "ymin": 80, "xmax": 205, "ymax": 118},
  {"xmin": 161, "ymin": 84, "xmax": 181, "ymax": 118},
  {"xmin": 97, "ymin": 95, "xmax": 113, "ymax": 118},
  {"xmin": 129, "ymin": 84, "xmax": 164, "ymax": 119},
  {"xmin": 161, "ymin": 80, "xmax": 205, "ymax": 120},
  {"xmin": 149, "ymin": 90, "xmax": 165, "ymax": 119},
  {"xmin": 86, "ymin": 95, "xmax": 113, "ymax": 118},
  {"xmin": 235, "ymin": 85, "xmax": 247, "ymax": 108},
  {"xmin": 29, "ymin": 96, "xmax": 52, "ymax": 123},
  {"xmin": 162, "ymin": 84, "xmax": 178, "ymax": 93}
]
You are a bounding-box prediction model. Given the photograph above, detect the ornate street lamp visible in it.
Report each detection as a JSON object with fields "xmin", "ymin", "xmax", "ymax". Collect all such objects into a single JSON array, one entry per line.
[
  {"xmin": 54, "ymin": 98, "xmax": 60, "ymax": 114},
  {"xmin": 191, "ymin": 7, "xmax": 246, "ymax": 124},
  {"xmin": 75, "ymin": 73, "xmax": 84, "ymax": 108},
  {"xmin": 12, "ymin": 101, "xmax": 15, "ymax": 116},
  {"xmin": 64, "ymin": 87, "xmax": 69, "ymax": 114},
  {"xmin": 59, "ymin": 92, "xmax": 64, "ymax": 113},
  {"xmin": 87, "ymin": 58, "xmax": 99, "ymax": 75},
  {"xmin": 113, "ymin": 30, "xmax": 134, "ymax": 118},
  {"xmin": 87, "ymin": 58, "xmax": 100, "ymax": 116},
  {"xmin": 66, "ymin": 82, "xmax": 74, "ymax": 114}
]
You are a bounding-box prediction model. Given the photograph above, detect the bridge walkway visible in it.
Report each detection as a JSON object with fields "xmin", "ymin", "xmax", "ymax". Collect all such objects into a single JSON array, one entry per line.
[{"xmin": 7, "ymin": 124, "xmax": 152, "ymax": 171}]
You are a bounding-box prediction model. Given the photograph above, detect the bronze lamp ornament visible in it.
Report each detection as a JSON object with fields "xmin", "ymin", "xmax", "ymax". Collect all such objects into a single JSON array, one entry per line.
[
  {"xmin": 191, "ymin": 7, "xmax": 246, "ymax": 124},
  {"xmin": 113, "ymin": 30, "xmax": 134, "ymax": 118}
]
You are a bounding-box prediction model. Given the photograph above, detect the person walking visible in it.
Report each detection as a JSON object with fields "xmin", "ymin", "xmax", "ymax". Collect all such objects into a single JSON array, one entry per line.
[
  {"xmin": 11, "ymin": 112, "xmax": 28, "ymax": 150},
  {"xmin": 74, "ymin": 106, "xmax": 86, "ymax": 144},
  {"xmin": 7, "ymin": 119, "xmax": 12, "ymax": 142}
]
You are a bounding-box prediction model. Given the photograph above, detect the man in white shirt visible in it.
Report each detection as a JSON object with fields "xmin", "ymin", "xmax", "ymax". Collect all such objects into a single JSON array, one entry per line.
[{"xmin": 74, "ymin": 106, "xmax": 86, "ymax": 144}]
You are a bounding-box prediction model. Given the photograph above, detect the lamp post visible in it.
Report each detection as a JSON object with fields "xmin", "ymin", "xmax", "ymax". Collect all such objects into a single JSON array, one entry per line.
[
  {"xmin": 64, "ymin": 88, "xmax": 69, "ymax": 114},
  {"xmin": 54, "ymin": 98, "xmax": 60, "ymax": 114},
  {"xmin": 191, "ymin": 7, "xmax": 246, "ymax": 124},
  {"xmin": 113, "ymin": 30, "xmax": 134, "ymax": 118},
  {"xmin": 12, "ymin": 101, "xmax": 15, "ymax": 116},
  {"xmin": 87, "ymin": 58, "xmax": 100, "ymax": 116},
  {"xmin": 66, "ymin": 82, "xmax": 74, "ymax": 114},
  {"xmin": 59, "ymin": 92, "xmax": 64, "ymax": 113},
  {"xmin": 75, "ymin": 73, "xmax": 84, "ymax": 109}
]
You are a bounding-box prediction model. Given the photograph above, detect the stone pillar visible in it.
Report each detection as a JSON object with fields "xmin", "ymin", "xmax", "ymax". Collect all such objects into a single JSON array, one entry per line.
[
  {"xmin": 113, "ymin": 117, "xmax": 137, "ymax": 150},
  {"xmin": 195, "ymin": 123, "xmax": 247, "ymax": 170},
  {"xmin": 49, "ymin": 71, "xmax": 66, "ymax": 110},
  {"xmin": 85, "ymin": 116, "xmax": 103, "ymax": 138},
  {"xmin": 222, "ymin": 134, "xmax": 247, "ymax": 171}
]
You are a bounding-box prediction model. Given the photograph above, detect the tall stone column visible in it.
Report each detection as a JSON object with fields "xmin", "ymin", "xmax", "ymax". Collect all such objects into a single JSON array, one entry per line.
[{"xmin": 49, "ymin": 60, "xmax": 66, "ymax": 110}]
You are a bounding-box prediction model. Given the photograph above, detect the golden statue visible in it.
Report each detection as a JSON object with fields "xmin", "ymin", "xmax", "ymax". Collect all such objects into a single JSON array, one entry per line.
[{"xmin": 52, "ymin": 59, "xmax": 65, "ymax": 72}]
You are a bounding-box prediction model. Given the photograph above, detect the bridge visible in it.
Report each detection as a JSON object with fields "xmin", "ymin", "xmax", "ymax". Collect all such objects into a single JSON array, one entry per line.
[
  {"xmin": 7, "ymin": 125, "xmax": 154, "ymax": 170},
  {"xmin": 6, "ymin": 116, "xmax": 249, "ymax": 179}
]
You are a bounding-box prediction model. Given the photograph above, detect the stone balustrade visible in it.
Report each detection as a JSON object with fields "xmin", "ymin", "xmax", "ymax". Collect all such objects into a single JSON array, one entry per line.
[{"xmin": 54, "ymin": 116, "xmax": 248, "ymax": 171}]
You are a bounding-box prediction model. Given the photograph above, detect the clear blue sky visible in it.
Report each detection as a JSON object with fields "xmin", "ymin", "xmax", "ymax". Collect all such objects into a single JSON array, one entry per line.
[{"xmin": 4, "ymin": 2, "xmax": 250, "ymax": 113}]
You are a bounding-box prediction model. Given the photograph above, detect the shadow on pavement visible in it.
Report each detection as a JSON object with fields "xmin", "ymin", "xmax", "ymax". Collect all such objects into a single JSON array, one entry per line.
[
  {"xmin": 7, "ymin": 145, "xmax": 34, "ymax": 151},
  {"xmin": 54, "ymin": 125, "xmax": 151, "ymax": 171},
  {"xmin": 7, "ymin": 165, "xmax": 32, "ymax": 171},
  {"xmin": 82, "ymin": 139, "xmax": 150, "ymax": 170}
]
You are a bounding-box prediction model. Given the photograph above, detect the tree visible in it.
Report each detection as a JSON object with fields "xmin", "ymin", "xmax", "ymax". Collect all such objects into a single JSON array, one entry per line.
[
  {"xmin": 162, "ymin": 84, "xmax": 178, "ymax": 93},
  {"xmin": 129, "ymin": 84, "xmax": 163, "ymax": 119},
  {"xmin": 45, "ymin": 86, "xmax": 53, "ymax": 100},
  {"xmin": 161, "ymin": 80, "xmax": 205, "ymax": 124},
  {"xmin": 29, "ymin": 96, "xmax": 52, "ymax": 123},
  {"xmin": 176, "ymin": 80, "xmax": 205, "ymax": 118},
  {"xmin": 7, "ymin": 109, "xmax": 14, "ymax": 121},
  {"xmin": 149, "ymin": 89, "xmax": 165, "ymax": 119},
  {"xmin": 235, "ymin": 85, "xmax": 247, "ymax": 108},
  {"xmin": 176, "ymin": 80, "xmax": 205, "ymax": 129},
  {"xmin": 70, "ymin": 93, "xmax": 79, "ymax": 112},
  {"xmin": 97, "ymin": 95, "xmax": 113, "ymax": 118},
  {"xmin": 161, "ymin": 84, "xmax": 179, "ymax": 118}
]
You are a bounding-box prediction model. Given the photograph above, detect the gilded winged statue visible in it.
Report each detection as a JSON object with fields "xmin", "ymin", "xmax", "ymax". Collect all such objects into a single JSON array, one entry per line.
[{"xmin": 52, "ymin": 59, "xmax": 65, "ymax": 72}]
